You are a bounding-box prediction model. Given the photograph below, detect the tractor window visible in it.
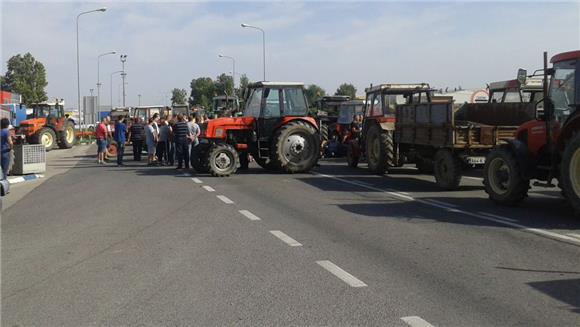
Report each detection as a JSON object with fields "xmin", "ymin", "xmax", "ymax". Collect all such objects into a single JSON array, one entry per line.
[
  {"xmin": 282, "ymin": 88, "xmax": 308, "ymax": 116},
  {"xmin": 503, "ymin": 91, "xmax": 522, "ymax": 103},
  {"xmin": 244, "ymin": 88, "xmax": 262, "ymax": 117},
  {"xmin": 384, "ymin": 94, "xmax": 406, "ymax": 115},
  {"xmin": 263, "ymin": 88, "xmax": 281, "ymax": 118},
  {"xmin": 550, "ymin": 60, "xmax": 576, "ymax": 122},
  {"xmin": 367, "ymin": 93, "xmax": 382, "ymax": 117},
  {"xmin": 490, "ymin": 91, "xmax": 504, "ymax": 103}
]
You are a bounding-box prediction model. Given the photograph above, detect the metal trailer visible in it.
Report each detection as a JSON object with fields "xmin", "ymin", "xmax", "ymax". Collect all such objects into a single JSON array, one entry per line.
[{"xmin": 395, "ymin": 101, "xmax": 536, "ymax": 190}]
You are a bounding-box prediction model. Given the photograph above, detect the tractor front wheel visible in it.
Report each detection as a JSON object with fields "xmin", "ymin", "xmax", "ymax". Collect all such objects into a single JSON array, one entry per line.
[
  {"xmin": 483, "ymin": 147, "xmax": 529, "ymax": 205},
  {"xmin": 560, "ymin": 133, "xmax": 580, "ymax": 214},
  {"xmin": 206, "ymin": 143, "xmax": 239, "ymax": 177},
  {"xmin": 272, "ymin": 121, "xmax": 320, "ymax": 173},
  {"xmin": 365, "ymin": 125, "xmax": 394, "ymax": 174},
  {"xmin": 33, "ymin": 128, "xmax": 57, "ymax": 151}
]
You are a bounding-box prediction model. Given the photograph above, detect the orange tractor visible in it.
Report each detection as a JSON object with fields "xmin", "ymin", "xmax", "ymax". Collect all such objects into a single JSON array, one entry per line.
[
  {"xmin": 16, "ymin": 99, "xmax": 76, "ymax": 151},
  {"xmin": 196, "ymin": 82, "xmax": 320, "ymax": 176},
  {"xmin": 483, "ymin": 50, "xmax": 580, "ymax": 213}
]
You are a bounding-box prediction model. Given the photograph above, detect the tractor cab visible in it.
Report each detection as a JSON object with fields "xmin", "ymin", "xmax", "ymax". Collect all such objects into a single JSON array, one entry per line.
[
  {"xmin": 27, "ymin": 100, "xmax": 65, "ymax": 120},
  {"xmin": 548, "ymin": 52, "xmax": 579, "ymax": 124},
  {"xmin": 132, "ymin": 105, "xmax": 171, "ymax": 122},
  {"xmin": 316, "ymin": 95, "xmax": 350, "ymax": 120},
  {"xmin": 212, "ymin": 95, "xmax": 240, "ymax": 118},
  {"xmin": 336, "ymin": 99, "xmax": 364, "ymax": 140},
  {"xmin": 488, "ymin": 75, "xmax": 544, "ymax": 104},
  {"xmin": 362, "ymin": 83, "xmax": 432, "ymax": 126},
  {"xmin": 172, "ymin": 105, "xmax": 190, "ymax": 117}
]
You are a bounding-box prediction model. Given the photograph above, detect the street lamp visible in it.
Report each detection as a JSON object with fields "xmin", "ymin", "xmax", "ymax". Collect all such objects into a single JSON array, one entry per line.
[
  {"xmin": 110, "ymin": 70, "xmax": 123, "ymax": 109},
  {"xmin": 241, "ymin": 23, "xmax": 265, "ymax": 81},
  {"xmin": 218, "ymin": 54, "xmax": 236, "ymax": 93},
  {"xmin": 97, "ymin": 51, "xmax": 116, "ymax": 123},
  {"xmin": 138, "ymin": 94, "xmax": 142, "ymax": 106},
  {"xmin": 120, "ymin": 54, "xmax": 127, "ymax": 106},
  {"xmin": 76, "ymin": 7, "xmax": 106, "ymax": 132}
]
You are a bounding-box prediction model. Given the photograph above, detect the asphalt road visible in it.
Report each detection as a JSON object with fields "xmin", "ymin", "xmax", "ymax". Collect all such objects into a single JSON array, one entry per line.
[{"xmin": 2, "ymin": 147, "xmax": 579, "ymax": 326}]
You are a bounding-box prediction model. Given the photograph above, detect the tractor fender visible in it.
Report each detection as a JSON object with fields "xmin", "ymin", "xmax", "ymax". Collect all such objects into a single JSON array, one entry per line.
[
  {"xmin": 500, "ymin": 139, "xmax": 534, "ymax": 179},
  {"xmin": 276, "ymin": 117, "xmax": 319, "ymax": 131}
]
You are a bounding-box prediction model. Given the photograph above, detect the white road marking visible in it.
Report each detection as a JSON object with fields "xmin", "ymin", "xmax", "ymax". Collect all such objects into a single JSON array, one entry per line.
[
  {"xmin": 269, "ymin": 230, "xmax": 302, "ymax": 247},
  {"xmin": 477, "ymin": 211, "xmax": 518, "ymax": 223},
  {"xmin": 463, "ymin": 176, "xmax": 483, "ymax": 181},
  {"xmin": 423, "ymin": 199, "xmax": 458, "ymax": 208},
  {"xmin": 191, "ymin": 177, "xmax": 203, "ymax": 184},
  {"xmin": 202, "ymin": 185, "xmax": 215, "ymax": 192},
  {"xmin": 239, "ymin": 210, "xmax": 261, "ymax": 221},
  {"xmin": 316, "ymin": 260, "xmax": 367, "ymax": 288},
  {"xmin": 315, "ymin": 172, "xmax": 580, "ymax": 247},
  {"xmin": 217, "ymin": 195, "xmax": 234, "ymax": 204},
  {"xmin": 401, "ymin": 316, "xmax": 435, "ymax": 327},
  {"xmin": 567, "ymin": 233, "xmax": 580, "ymax": 241}
]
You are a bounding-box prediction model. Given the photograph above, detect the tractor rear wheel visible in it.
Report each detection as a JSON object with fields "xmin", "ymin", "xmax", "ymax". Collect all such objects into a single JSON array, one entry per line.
[
  {"xmin": 33, "ymin": 128, "xmax": 57, "ymax": 151},
  {"xmin": 433, "ymin": 149, "xmax": 462, "ymax": 190},
  {"xmin": 483, "ymin": 147, "xmax": 529, "ymax": 205},
  {"xmin": 272, "ymin": 121, "xmax": 320, "ymax": 173},
  {"xmin": 346, "ymin": 141, "xmax": 359, "ymax": 168},
  {"xmin": 560, "ymin": 133, "xmax": 580, "ymax": 214},
  {"xmin": 366, "ymin": 125, "xmax": 394, "ymax": 174},
  {"xmin": 206, "ymin": 143, "xmax": 239, "ymax": 177},
  {"xmin": 58, "ymin": 121, "xmax": 75, "ymax": 149}
]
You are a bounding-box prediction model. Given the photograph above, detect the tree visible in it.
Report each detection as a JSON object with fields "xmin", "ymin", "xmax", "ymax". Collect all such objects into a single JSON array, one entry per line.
[
  {"xmin": 190, "ymin": 77, "xmax": 215, "ymax": 109},
  {"xmin": 170, "ymin": 88, "xmax": 188, "ymax": 105},
  {"xmin": 237, "ymin": 74, "xmax": 250, "ymax": 99},
  {"xmin": 214, "ymin": 73, "xmax": 234, "ymax": 96},
  {"xmin": 305, "ymin": 84, "xmax": 326, "ymax": 107},
  {"xmin": 335, "ymin": 83, "xmax": 357, "ymax": 99},
  {"xmin": 2, "ymin": 53, "xmax": 48, "ymax": 105}
]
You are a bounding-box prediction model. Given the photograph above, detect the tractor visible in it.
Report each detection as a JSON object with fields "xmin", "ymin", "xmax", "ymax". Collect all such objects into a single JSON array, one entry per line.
[
  {"xmin": 211, "ymin": 95, "xmax": 240, "ymax": 118},
  {"xmin": 346, "ymin": 83, "xmax": 432, "ymax": 173},
  {"xmin": 483, "ymin": 50, "xmax": 580, "ymax": 213},
  {"xmin": 196, "ymin": 82, "xmax": 320, "ymax": 176},
  {"xmin": 16, "ymin": 99, "xmax": 76, "ymax": 151}
]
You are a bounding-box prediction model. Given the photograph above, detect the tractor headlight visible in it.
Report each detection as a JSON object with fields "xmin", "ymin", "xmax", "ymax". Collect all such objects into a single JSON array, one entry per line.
[{"xmin": 215, "ymin": 128, "xmax": 224, "ymax": 138}]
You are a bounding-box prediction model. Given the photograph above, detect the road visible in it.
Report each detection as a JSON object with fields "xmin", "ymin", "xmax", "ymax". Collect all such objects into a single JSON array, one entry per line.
[{"xmin": 2, "ymin": 146, "xmax": 579, "ymax": 326}]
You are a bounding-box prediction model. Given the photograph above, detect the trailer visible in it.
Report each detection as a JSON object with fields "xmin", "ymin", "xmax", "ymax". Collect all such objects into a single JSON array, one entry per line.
[{"xmin": 395, "ymin": 101, "xmax": 536, "ymax": 189}]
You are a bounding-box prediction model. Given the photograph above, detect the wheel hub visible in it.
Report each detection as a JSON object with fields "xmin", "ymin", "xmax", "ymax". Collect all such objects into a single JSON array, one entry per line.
[
  {"xmin": 215, "ymin": 152, "xmax": 232, "ymax": 170},
  {"xmin": 489, "ymin": 157, "xmax": 510, "ymax": 195},
  {"xmin": 41, "ymin": 133, "xmax": 52, "ymax": 147},
  {"xmin": 66, "ymin": 127, "xmax": 74, "ymax": 143},
  {"xmin": 283, "ymin": 134, "xmax": 308, "ymax": 161}
]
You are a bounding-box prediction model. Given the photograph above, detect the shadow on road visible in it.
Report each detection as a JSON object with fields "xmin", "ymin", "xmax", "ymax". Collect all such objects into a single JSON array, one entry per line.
[{"xmin": 528, "ymin": 278, "xmax": 580, "ymax": 313}]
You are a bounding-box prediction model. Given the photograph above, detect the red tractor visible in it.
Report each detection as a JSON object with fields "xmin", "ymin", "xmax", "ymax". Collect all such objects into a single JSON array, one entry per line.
[
  {"xmin": 17, "ymin": 99, "xmax": 76, "ymax": 151},
  {"xmin": 196, "ymin": 82, "xmax": 320, "ymax": 176},
  {"xmin": 483, "ymin": 50, "xmax": 580, "ymax": 213}
]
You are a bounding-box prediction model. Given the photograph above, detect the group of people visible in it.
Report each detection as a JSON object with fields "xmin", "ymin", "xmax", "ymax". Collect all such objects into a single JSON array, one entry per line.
[
  {"xmin": 324, "ymin": 113, "xmax": 363, "ymax": 157},
  {"xmin": 95, "ymin": 113, "xmax": 203, "ymax": 169}
]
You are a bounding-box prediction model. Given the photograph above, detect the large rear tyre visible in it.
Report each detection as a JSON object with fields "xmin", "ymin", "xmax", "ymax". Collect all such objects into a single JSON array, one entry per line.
[
  {"xmin": 346, "ymin": 141, "xmax": 359, "ymax": 168},
  {"xmin": 272, "ymin": 121, "xmax": 320, "ymax": 173},
  {"xmin": 32, "ymin": 128, "xmax": 57, "ymax": 151},
  {"xmin": 365, "ymin": 125, "xmax": 394, "ymax": 174},
  {"xmin": 206, "ymin": 143, "xmax": 239, "ymax": 177},
  {"xmin": 560, "ymin": 133, "xmax": 580, "ymax": 214},
  {"xmin": 58, "ymin": 121, "xmax": 76, "ymax": 149},
  {"xmin": 433, "ymin": 149, "xmax": 462, "ymax": 190},
  {"xmin": 483, "ymin": 147, "xmax": 529, "ymax": 205}
]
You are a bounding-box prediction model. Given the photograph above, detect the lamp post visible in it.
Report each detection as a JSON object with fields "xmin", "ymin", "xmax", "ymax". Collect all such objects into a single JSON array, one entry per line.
[
  {"xmin": 120, "ymin": 54, "xmax": 127, "ymax": 106},
  {"xmin": 138, "ymin": 94, "xmax": 142, "ymax": 106},
  {"xmin": 97, "ymin": 51, "xmax": 116, "ymax": 123},
  {"xmin": 218, "ymin": 54, "xmax": 236, "ymax": 94},
  {"xmin": 76, "ymin": 7, "xmax": 106, "ymax": 132},
  {"xmin": 241, "ymin": 23, "xmax": 265, "ymax": 81},
  {"xmin": 110, "ymin": 70, "xmax": 123, "ymax": 109}
]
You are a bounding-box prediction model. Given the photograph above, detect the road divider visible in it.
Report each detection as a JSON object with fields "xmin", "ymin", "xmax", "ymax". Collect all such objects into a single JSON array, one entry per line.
[{"xmin": 316, "ymin": 260, "xmax": 367, "ymax": 288}]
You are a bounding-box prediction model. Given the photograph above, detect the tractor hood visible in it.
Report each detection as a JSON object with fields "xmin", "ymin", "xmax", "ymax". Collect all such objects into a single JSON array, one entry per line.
[
  {"xmin": 17, "ymin": 118, "xmax": 45, "ymax": 135},
  {"xmin": 201, "ymin": 117, "xmax": 256, "ymax": 139}
]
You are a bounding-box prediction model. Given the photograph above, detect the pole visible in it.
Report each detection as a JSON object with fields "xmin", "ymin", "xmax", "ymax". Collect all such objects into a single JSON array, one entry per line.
[
  {"xmin": 241, "ymin": 24, "xmax": 265, "ymax": 81},
  {"xmin": 110, "ymin": 70, "xmax": 122, "ymax": 109},
  {"xmin": 97, "ymin": 51, "xmax": 116, "ymax": 124},
  {"xmin": 138, "ymin": 94, "xmax": 141, "ymax": 106},
  {"xmin": 120, "ymin": 54, "xmax": 127, "ymax": 107}
]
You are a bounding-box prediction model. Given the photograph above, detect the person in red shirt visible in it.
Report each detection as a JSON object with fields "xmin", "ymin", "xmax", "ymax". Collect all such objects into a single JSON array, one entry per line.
[{"xmin": 95, "ymin": 117, "xmax": 108, "ymax": 164}]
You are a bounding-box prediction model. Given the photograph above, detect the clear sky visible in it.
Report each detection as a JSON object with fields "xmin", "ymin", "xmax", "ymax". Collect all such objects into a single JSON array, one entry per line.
[{"xmin": 1, "ymin": 0, "xmax": 579, "ymax": 109}]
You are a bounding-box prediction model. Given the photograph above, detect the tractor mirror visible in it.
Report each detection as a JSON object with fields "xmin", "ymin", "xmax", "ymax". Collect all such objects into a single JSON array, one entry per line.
[{"xmin": 517, "ymin": 68, "xmax": 527, "ymax": 85}]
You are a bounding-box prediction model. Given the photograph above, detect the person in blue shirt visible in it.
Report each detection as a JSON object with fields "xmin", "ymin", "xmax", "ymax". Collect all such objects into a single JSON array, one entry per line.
[
  {"xmin": 1, "ymin": 118, "xmax": 13, "ymax": 179},
  {"xmin": 114, "ymin": 116, "xmax": 127, "ymax": 166}
]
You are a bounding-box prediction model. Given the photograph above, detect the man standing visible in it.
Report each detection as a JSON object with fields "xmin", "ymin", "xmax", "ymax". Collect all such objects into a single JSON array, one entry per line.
[
  {"xmin": 190, "ymin": 115, "xmax": 202, "ymax": 170},
  {"xmin": 95, "ymin": 117, "xmax": 108, "ymax": 164},
  {"xmin": 114, "ymin": 116, "xmax": 127, "ymax": 166},
  {"xmin": 173, "ymin": 114, "xmax": 191, "ymax": 169},
  {"xmin": 128, "ymin": 117, "xmax": 145, "ymax": 161}
]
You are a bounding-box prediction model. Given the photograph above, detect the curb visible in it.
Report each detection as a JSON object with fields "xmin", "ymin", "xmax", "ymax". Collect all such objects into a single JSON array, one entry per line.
[{"xmin": 8, "ymin": 174, "xmax": 44, "ymax": 185}]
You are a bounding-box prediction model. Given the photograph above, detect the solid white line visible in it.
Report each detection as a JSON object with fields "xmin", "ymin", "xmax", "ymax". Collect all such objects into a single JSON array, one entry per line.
[
  {"xmin": 316, "ymin": 260, "xmax": 367, "ymax": 288},
  {"xmin": 239, "ymin": 210, "xmax": 261, "ymax": 221},
  {"xmin": 314, "ymin": 172, "xmax": 580, "ymax": 247},
  {"xmin": 191, "ymin": 177, "xmax": 203, "ymax": 184},
  {"xmin": 202, "ymin": 185, "xmax": 215, "ymax": 192},
  {"xmin": 567, "ymin": 233, "xmax": 580, "ymax": 241},
  {"xmin": 423, "ymin": 199, "xmax": 458, "ymax": 208},
  {"xmin": 401, "ymin": 316, "xmax": 435, "ymax": 327},
  {"xmin": 477, "ymin": 211, "xmax": 518, "ymax": 223},
  {"xmin": 216, "ymin": 195, "xmax": 234, "ymax": 204},
  {"xmin": 463, "ymin": 176, "xmax": 483, "ymax": 181},
  {"xmin": 270, "ymin": 230, "xmax": 302, "ymax": 247}
]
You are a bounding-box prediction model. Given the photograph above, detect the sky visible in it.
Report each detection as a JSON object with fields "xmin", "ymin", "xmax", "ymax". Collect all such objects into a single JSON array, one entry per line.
[{"xmin": 1, "ymin": 0, "xmax": 579, "ymax": 109}]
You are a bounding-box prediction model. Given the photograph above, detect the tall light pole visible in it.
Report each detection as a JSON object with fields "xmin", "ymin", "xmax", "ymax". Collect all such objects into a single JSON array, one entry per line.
[
  {"xmin": 138, "ymin": 94, "xmax": 142, "ymax": 106},
  {"xmin": 218, "ymin": 54, "xmax": 236, "ymax": 95},
  {"xmin": 76, "ymin": 7, "xmax": 106, "ymax": 131},
  {"xmin": 241, "ymin": 23, "xmax": 265, "ymax": 81},
  {"xmin": 120, "ymin": 54, "xmax": 127, "ymax": 107},
  {"xmin": 97, "ymin": 51, "xmax": 116, "ymax": 122},
  {"xmin": 110, "ymin": 70, "xmax": 123, "ymax": 109}
]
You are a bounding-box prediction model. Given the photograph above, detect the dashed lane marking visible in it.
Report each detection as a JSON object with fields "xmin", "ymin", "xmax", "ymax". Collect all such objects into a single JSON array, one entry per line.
[
  {"xmin": 270, "ymin": 230, "xmax": 302, "ymax": 247},
  {"xmin": 202, "ymin": 185, "xmax": 215, "ymax": 192},
  {"xmin": 217, "ymin": 195, "xmax": 234, "ymax": 204},
  {"xmin": 463, "ymin": 176, "xmax": 483, "ymax": 181},
  {"xmin": 239, "ymin": 210, "xmax": 261, "ymax": 221},
  {"xmin": 315, "ymin": 173, "xmax": 580, "ymax": 247},
  {"xmin": 401, "ymin": 316, "xmax": 435, "ymax": 327},
  {"xmin": 191, "ymin": 177, "xmax": 203, "ymax": 184},
  {"xmin": 316, "ymin": 260, "xmax": 367, "ymax": 288}
]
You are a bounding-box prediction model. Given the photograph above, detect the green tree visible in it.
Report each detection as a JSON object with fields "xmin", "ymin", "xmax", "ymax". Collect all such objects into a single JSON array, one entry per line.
[
  {"xmin": 335, "ymin": 83, "xmax": 357, "ymax": 99},
  {"xmin": 237, "ymin": 74, "xmax": 250, "ymax": 99},
  {"xmin": 305, "ymin": 84, "xmax": 326, "ymax": 108},
  {"xmin": 170, "ymin": 88, "xmax": 188, "ymax": 105},
  {"xmin": 214, "ymin": 73, "xmax": 234, "ymax": 96},
  {"xmin": 190, "ymin": 77, "xmax": 215, "ymax": 109},
  {"xmin": 2, "ymin": 53, "xmax": 48, "ymax": 105}
]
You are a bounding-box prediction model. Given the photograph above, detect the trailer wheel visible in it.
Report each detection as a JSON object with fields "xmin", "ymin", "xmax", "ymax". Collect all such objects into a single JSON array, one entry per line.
[
  {"xmin": 206, "ymin": 143, "xmax": 239, "ymax": 177},
  {"xmin": 366, "ymin": 125, "xmax": 394, "ymax": 174},
  {"xmin": 483, "ymin": 147, "xmax": 529, "ymax": 205},
  {"xmin": 560, "ymin": 132, "xmax": 580, "ymax": 214},
  {"xmin": 433, "ymin": 149, "xmax": 462, "ymax": 190},
  {"xmin": 346, "ymin": 141, "xmax": 359, "ymax": 168}
]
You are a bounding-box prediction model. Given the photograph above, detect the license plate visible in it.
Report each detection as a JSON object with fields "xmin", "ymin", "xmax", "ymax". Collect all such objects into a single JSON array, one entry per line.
[{"xmin": 466, "ymin": 156, "xmax": 486, "ymax": 165}]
